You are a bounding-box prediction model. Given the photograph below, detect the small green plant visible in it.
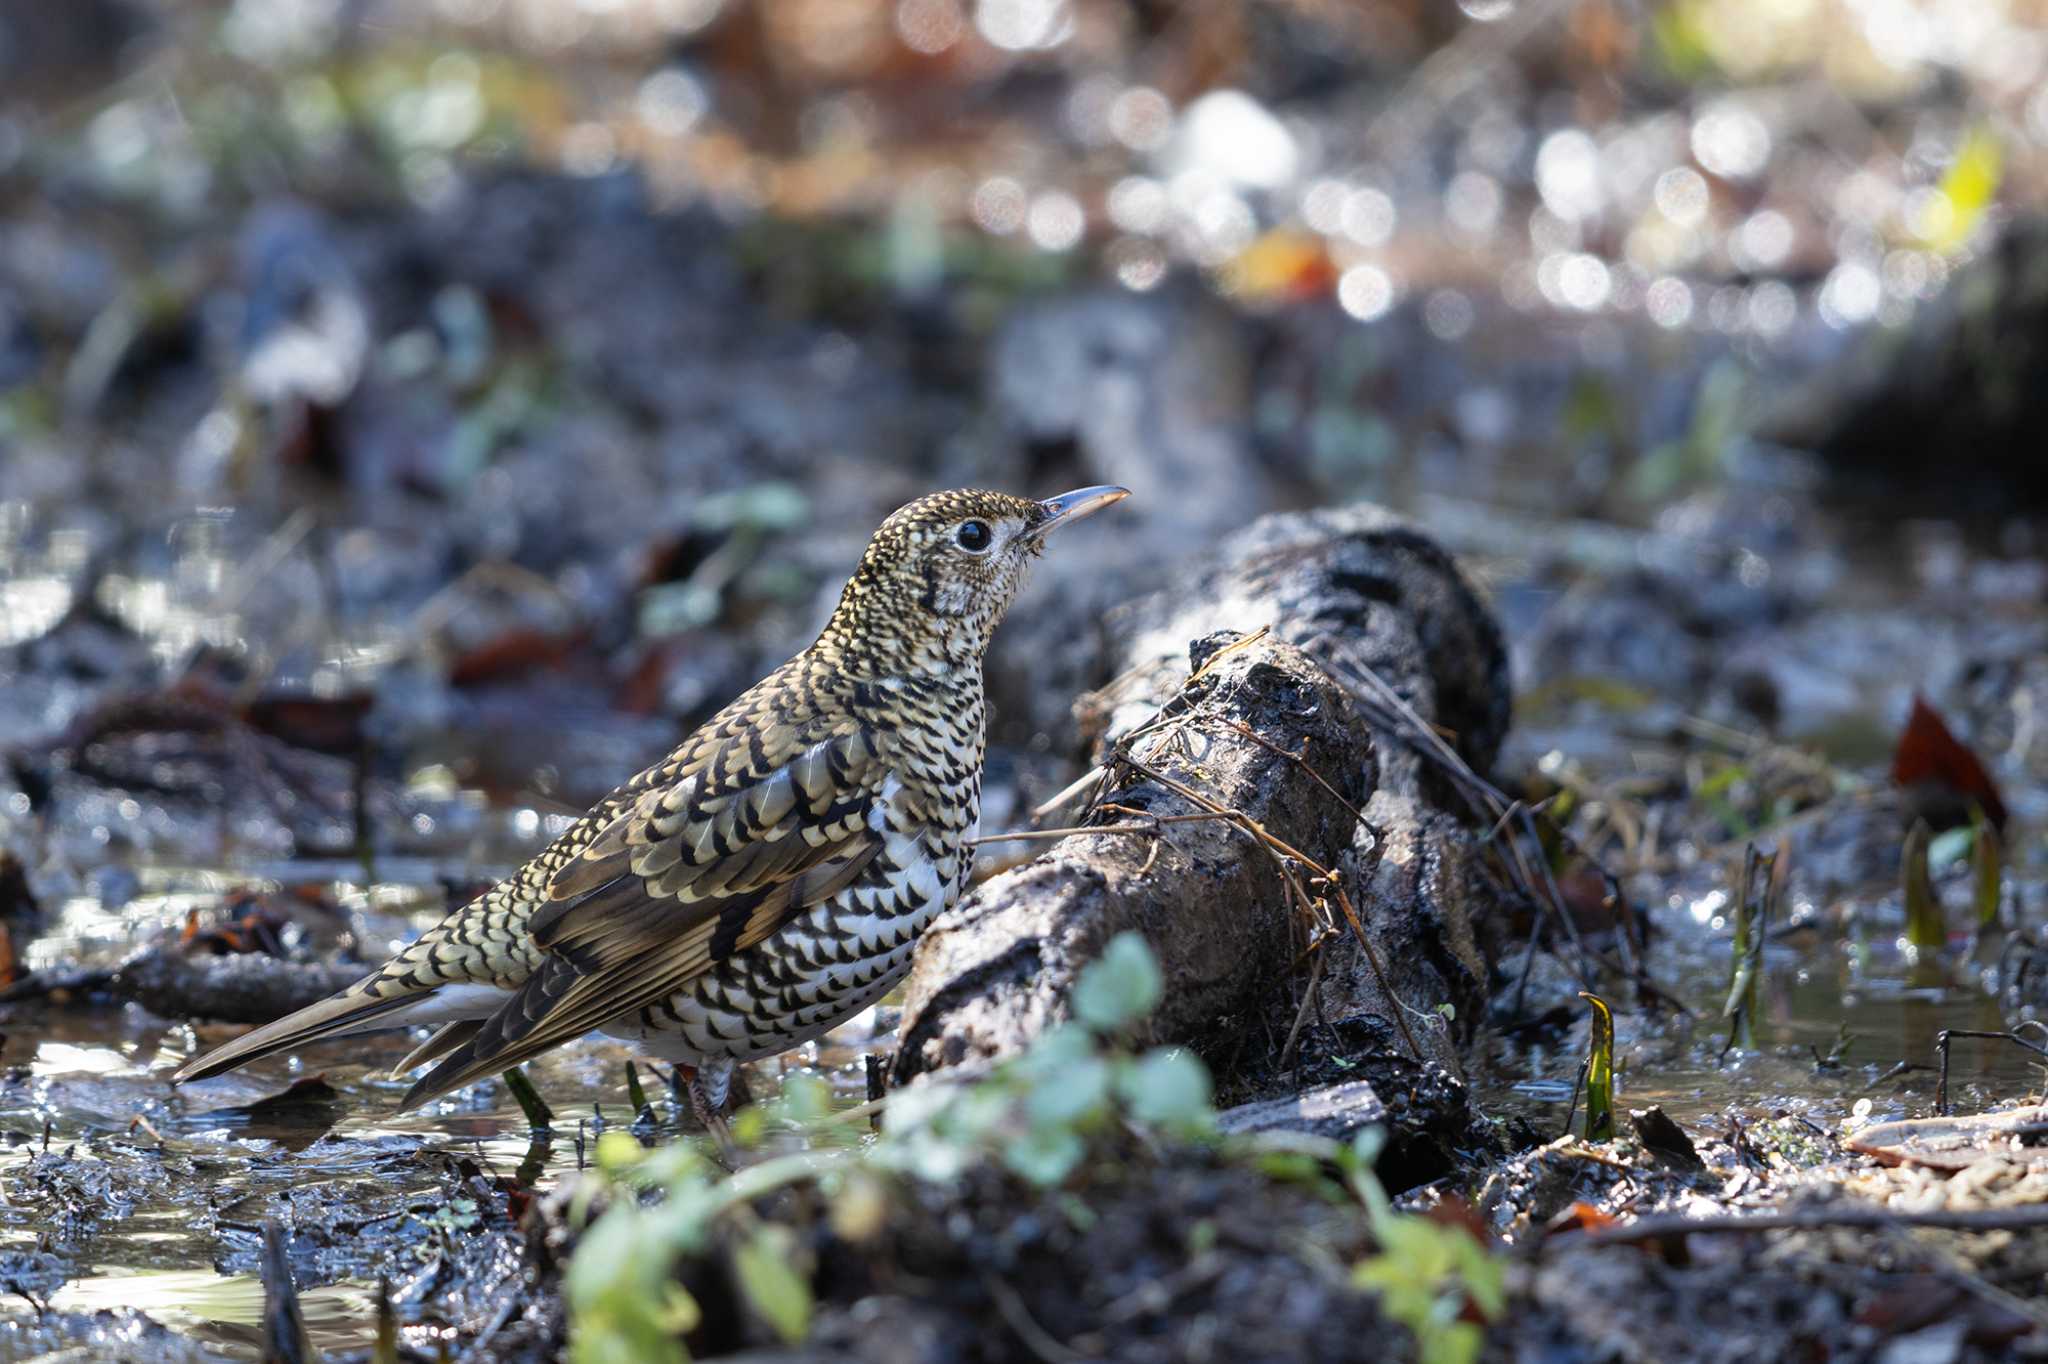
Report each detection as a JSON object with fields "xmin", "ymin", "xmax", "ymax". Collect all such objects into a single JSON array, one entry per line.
[
  {"xmin": 1972, "ymin": 817, "xmax": 2003, "ymax": 931},
  {"xmin": 1347, "ymin": 1130, "xmax": 1504, "ymax": 1364},
  {"xmin": 624, "ymin": 1061, "xmax": 652, "ymax": 1121},
  {"xmin": 563, "ymin": 933, "xmax": 1209, "ymax": 1360},
  {"xmin": 1902, "ymin": 819, "xmax": 1944, "ymax": 950},
  {"xmin": 875, "ymin": 931, "xmax": 1208, "ymax": 1188},
  {"xmin": 561, "ymin": 932, "xmax": 1498, "ymax": 1364},
  {"xmin": 500, "ymin": 1065, "xmax": 554, "ymax": 1129},
  {"xmin": 1722, "ymin": 844, "xmax": 1774, "ymax": 1052},
  {"xmin": 1579, "ymin": 992, "xmax": 1615, "ymax": 1141}
]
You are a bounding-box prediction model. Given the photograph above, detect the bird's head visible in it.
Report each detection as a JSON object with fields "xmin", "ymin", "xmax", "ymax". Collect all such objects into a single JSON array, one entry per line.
[{"xmin": 822, "ymin": 486, "xmax": 1129, "ymax": 672}]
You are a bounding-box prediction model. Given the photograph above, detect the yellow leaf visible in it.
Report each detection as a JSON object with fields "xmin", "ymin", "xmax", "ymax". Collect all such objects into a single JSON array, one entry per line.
[
  {"xmin": 1221, "ymin": 230, "xmax": 1338, "ymax": 303},
  {"xmin": 1921, "ymin": 126, "xmax": 2001, "ymax": 255}
]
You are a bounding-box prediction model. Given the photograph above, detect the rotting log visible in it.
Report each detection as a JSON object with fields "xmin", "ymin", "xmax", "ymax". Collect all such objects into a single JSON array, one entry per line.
[
  {"xmin": 115, "ymin": 949, "xmax": 366, "ymax": 1024},
  {"xmin": 894, "ymin": 504, "xmax": 1510, "ymax": 1090},
  {"xmin": 897, "ymin": 632, "xmax": 1379, "ymax": 1078},
  {"xmin": 1216, "ymin": 1081, "xmax": 1389, "ymax": 1141}
]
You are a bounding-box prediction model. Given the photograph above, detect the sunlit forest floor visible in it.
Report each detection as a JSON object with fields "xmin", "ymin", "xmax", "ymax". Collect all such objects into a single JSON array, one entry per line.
[{"xmin": 2, "ymin": 1, "xmax": 2047, "ymax": 1359}]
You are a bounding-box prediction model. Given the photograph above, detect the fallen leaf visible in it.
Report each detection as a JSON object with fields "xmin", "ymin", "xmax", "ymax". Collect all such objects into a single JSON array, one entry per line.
[
  {"xmin": 1890, "ymin": 694, "xmax": 2006, "ymax": 830},
  {"xmin": 1547, "ymin": 1201, "xmax": 1619, "ymax": 1234}
]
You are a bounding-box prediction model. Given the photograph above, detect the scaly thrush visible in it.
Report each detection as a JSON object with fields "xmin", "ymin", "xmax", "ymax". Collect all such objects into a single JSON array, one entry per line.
[{"xmin": 174, "ymin": 486, "xmax": 1130, "ymax": 1119}]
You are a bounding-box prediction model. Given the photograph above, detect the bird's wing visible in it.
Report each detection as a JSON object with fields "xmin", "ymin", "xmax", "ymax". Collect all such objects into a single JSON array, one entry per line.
[{"xmin": 400, "ymin": 707, "xmax": 889, "ymax": 1107}]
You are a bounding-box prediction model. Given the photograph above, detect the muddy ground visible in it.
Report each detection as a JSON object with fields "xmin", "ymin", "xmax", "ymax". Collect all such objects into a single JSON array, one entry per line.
[{"xmin": 3, "ymin": 2, "xmax": 2048, "ymax": 1361}]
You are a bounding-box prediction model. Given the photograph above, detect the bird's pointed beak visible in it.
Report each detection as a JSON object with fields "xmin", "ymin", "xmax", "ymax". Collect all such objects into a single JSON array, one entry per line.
[{"xmin": 1030, "ymin": 485, "xmax": 1130, "ymax": 538}]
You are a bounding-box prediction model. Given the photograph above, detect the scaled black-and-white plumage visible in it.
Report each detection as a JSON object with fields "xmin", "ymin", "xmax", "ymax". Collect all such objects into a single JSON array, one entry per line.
[{"xmin": 174, "ymin": 486, "xmax": 1129, "ymax": 1115}]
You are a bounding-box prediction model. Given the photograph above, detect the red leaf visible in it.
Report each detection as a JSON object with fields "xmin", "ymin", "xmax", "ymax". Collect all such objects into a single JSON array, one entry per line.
[
  {"xmin": 1424, "ymin": 1196, "xmax": 1491, "ymax": 1242},
  {"xmin": 240, "ymin": 693, "xmax": 373, "ymax": 756},
  {"xmin": 448, "ymin": 627, "xmax": 586, "ymax": 688},
  {"xmin": 1546, "ymin": 1201, "xmax": 1619, "ymax": 1235},
  {"xmin": 1890, "ymin": 695, "xmax": 2006, "ymax": 830}
]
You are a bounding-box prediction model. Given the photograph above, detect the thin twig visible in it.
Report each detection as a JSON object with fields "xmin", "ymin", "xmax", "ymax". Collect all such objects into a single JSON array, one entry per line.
[
  {"xmin": 1221, "ymin": 720, "xmax": 1371, "ymax": 831},
  {"xmin": 983, "ymin": 1273, "xmax": 1092, "ymax": 1363},
  {"xmin": 969, "ymin": 812, "xmax": 1223, "ymax": 846},
  {"xmin": 1112, "ymin": 747, "xmax": 1425, "ymax": 1061},
  {"xmin": 1031, "ymin": 765, "xmax": 1110, "ymax": 821},
  {"xmin": 1935, "ymin": 1024, "xmax": 2048, "ymax": 1116},
  {"xmin": 1321, "ymin": 651, "xmax": 1682, "ymax": 1012},
  {"xmin": 1185, "ymin": 625, "xmax": 1273, "ymax": 687},
  {"xmin": 1098, "ymin": 1253, "xmax": 1226, "ymax": 1324},
  {"xmin": 1570, "ymin": 1203, "xmax": 2048, "ymax": 1247},
  {"xmin": 1329, "ymin": 883, "xmax": 1425, "ymax": 1060},
  {"xmin": 1561, "ymin": 1057, "xmax": 1587, "ymax": 1142},
  {"xmin": 1279, "ymin": 934, "xmax": 1330, "ymax": 1069}
]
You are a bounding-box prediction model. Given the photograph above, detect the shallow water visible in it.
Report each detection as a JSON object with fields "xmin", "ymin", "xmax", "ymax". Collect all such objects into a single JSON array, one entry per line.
[
  {"xmin": 0, "ymin": 869, "xmax": 886, "ymax": 1359},
  {"xmin": 1484, "ymin": 891, "xmax": 2044, "ymax": 1142}
]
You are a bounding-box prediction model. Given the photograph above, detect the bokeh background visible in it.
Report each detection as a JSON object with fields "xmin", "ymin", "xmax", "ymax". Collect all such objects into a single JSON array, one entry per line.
[{"xmin": 2, "ymin": 0, "xmax": 2045, "ymax": 881}]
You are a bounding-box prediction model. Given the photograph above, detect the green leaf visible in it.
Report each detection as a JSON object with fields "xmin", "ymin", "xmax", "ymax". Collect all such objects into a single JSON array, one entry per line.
[
  {"xmin": 1902, "ymin": 820, "xmax": 1944, "ymax": 950},
  {"xmin": 654, "ymin": 1285, "xmax": 702, "ymax": 1335},
  {"xmin": 1003, "ymin": 1125, "xmax": 1085, "ymax": 1187},
  {"xmin": 1580, "ymin": 991, "xmax": 1615, "ymax": 1142},
  {"xmin": 1073, "ymin": 932, "xmax": 1163, "ymax": 1032},
  {"xmin": 779, "ymin": 1072, "xmax": 833, "ymax": 1125},
  {"xmin": 640, "ymin": 1140, "xmax": 715, "ymax": 1189},
  {"xmin": 734, "ymin": 1225, "xmax": 812, "ymax": 1345},
  {"xmin": 1352, "ymin": 1212, "xmax": 1500, "ymax": 1364},
  {"xmin": 730, "ymin": 1104, "xmax": 768, "ymax": 1149},
  {"xmin": 1117, "ymin": 1048, "xmax": 1213, "ymax": 1128},
  {"xmin": 1250, "ymin": 1150, "xmax": 1328, "ymax": 1187},
  {"xmin": 565, "ymin": 1207, "xmax": 639, "ymax": 1304},
  {"xmin": 693, "ymin": 482, "xmax": 811, "ymax": 533},
  {"xmin": 624, "ymin": 1060, "xmax": 651, "ymax": 1116},
  {"xmin": 1453, "ymin": 1235, "xmax": 1506, "ymax": 1318},
  {"xmin": 1649, "ymin": 0, "xmax": 1718, "ymax": 82},
  {"xmin": 1010, "ymin": 1023, "xmax": 1098, "ymax": 1079},
  {"xmin": 1973, "ymin": 819, "xmax": 2003, "ymax": 930},
  {"xmin": 1024, "ymin": 1054, "xmax": 1111, "ymax": 1128},
  {"xmin": 565, "ymin": 1206, "xmax": 689, "ymax": 1364},
  {"xmin": 1429, "ymin": 1321, "xmax": 1484, "ymax": 1364},
  {"xmin": 879, "ymin": 1078, "xmax": 957, "ymax": 1134},
  {"xmin": 829, "ymin": 1169, "xmax": 890, "ymax": 1244},
  {"xmin": 593, "ymin": 1130, "xmax": 644, "ymax": 1175}
]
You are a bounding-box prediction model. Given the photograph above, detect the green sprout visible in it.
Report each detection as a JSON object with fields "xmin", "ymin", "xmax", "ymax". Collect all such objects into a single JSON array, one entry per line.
[
  {"xmin": 1902, "ymin": 819, "xmax": 1944, "ymax": 951},
  {"xmin": 1579, "ymin": 992, "xmax": 1615, "ymax": 1142}
]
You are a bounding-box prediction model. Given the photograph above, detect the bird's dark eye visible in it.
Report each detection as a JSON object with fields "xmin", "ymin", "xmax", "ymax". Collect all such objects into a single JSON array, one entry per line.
[{"xmin": 955, "ymin": 520, "xmax": 992, "ymax": 551}]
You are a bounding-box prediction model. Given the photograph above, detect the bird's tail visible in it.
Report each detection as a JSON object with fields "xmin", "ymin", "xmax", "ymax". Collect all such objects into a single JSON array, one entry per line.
[
  {"xmin": 171, "ymin": 982, "xmax": 422, "ymax": 1084},
  {"xmin": 390, "ymin": 1019, "xmax": 485, "ymax": 1077}
]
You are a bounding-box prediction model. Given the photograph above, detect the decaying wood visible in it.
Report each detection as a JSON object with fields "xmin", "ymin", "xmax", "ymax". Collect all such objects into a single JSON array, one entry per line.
[
  {"xmin": 894, "ymin": 504, "xmax": 1510, "ymax": 1088},
  {"xmin": 1216, "ymin": 1081, "xmax": 1389, "ymax": 1142},
  {"xmin": 895, "ymin": 632, "xmax": 1378, "ymax": 1079}
]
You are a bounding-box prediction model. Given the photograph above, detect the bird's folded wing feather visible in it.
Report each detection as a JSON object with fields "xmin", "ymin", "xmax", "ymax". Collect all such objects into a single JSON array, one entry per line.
[{"xmin": 402, "ymin": 715, "xmax": 888, "ymax": 1106}]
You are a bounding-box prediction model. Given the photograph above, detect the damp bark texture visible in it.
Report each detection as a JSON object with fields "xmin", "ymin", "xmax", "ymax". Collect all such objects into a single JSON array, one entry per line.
[{"xmin": 893, "ymin": 503, "xmax": 1510, "ymax": 1088}]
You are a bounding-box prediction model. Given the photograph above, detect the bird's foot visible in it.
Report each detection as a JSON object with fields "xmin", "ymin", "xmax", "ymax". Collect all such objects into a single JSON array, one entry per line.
[{"xmin": 675, "ymin": 1061, "xmax": 743, "ymax": 1163}]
